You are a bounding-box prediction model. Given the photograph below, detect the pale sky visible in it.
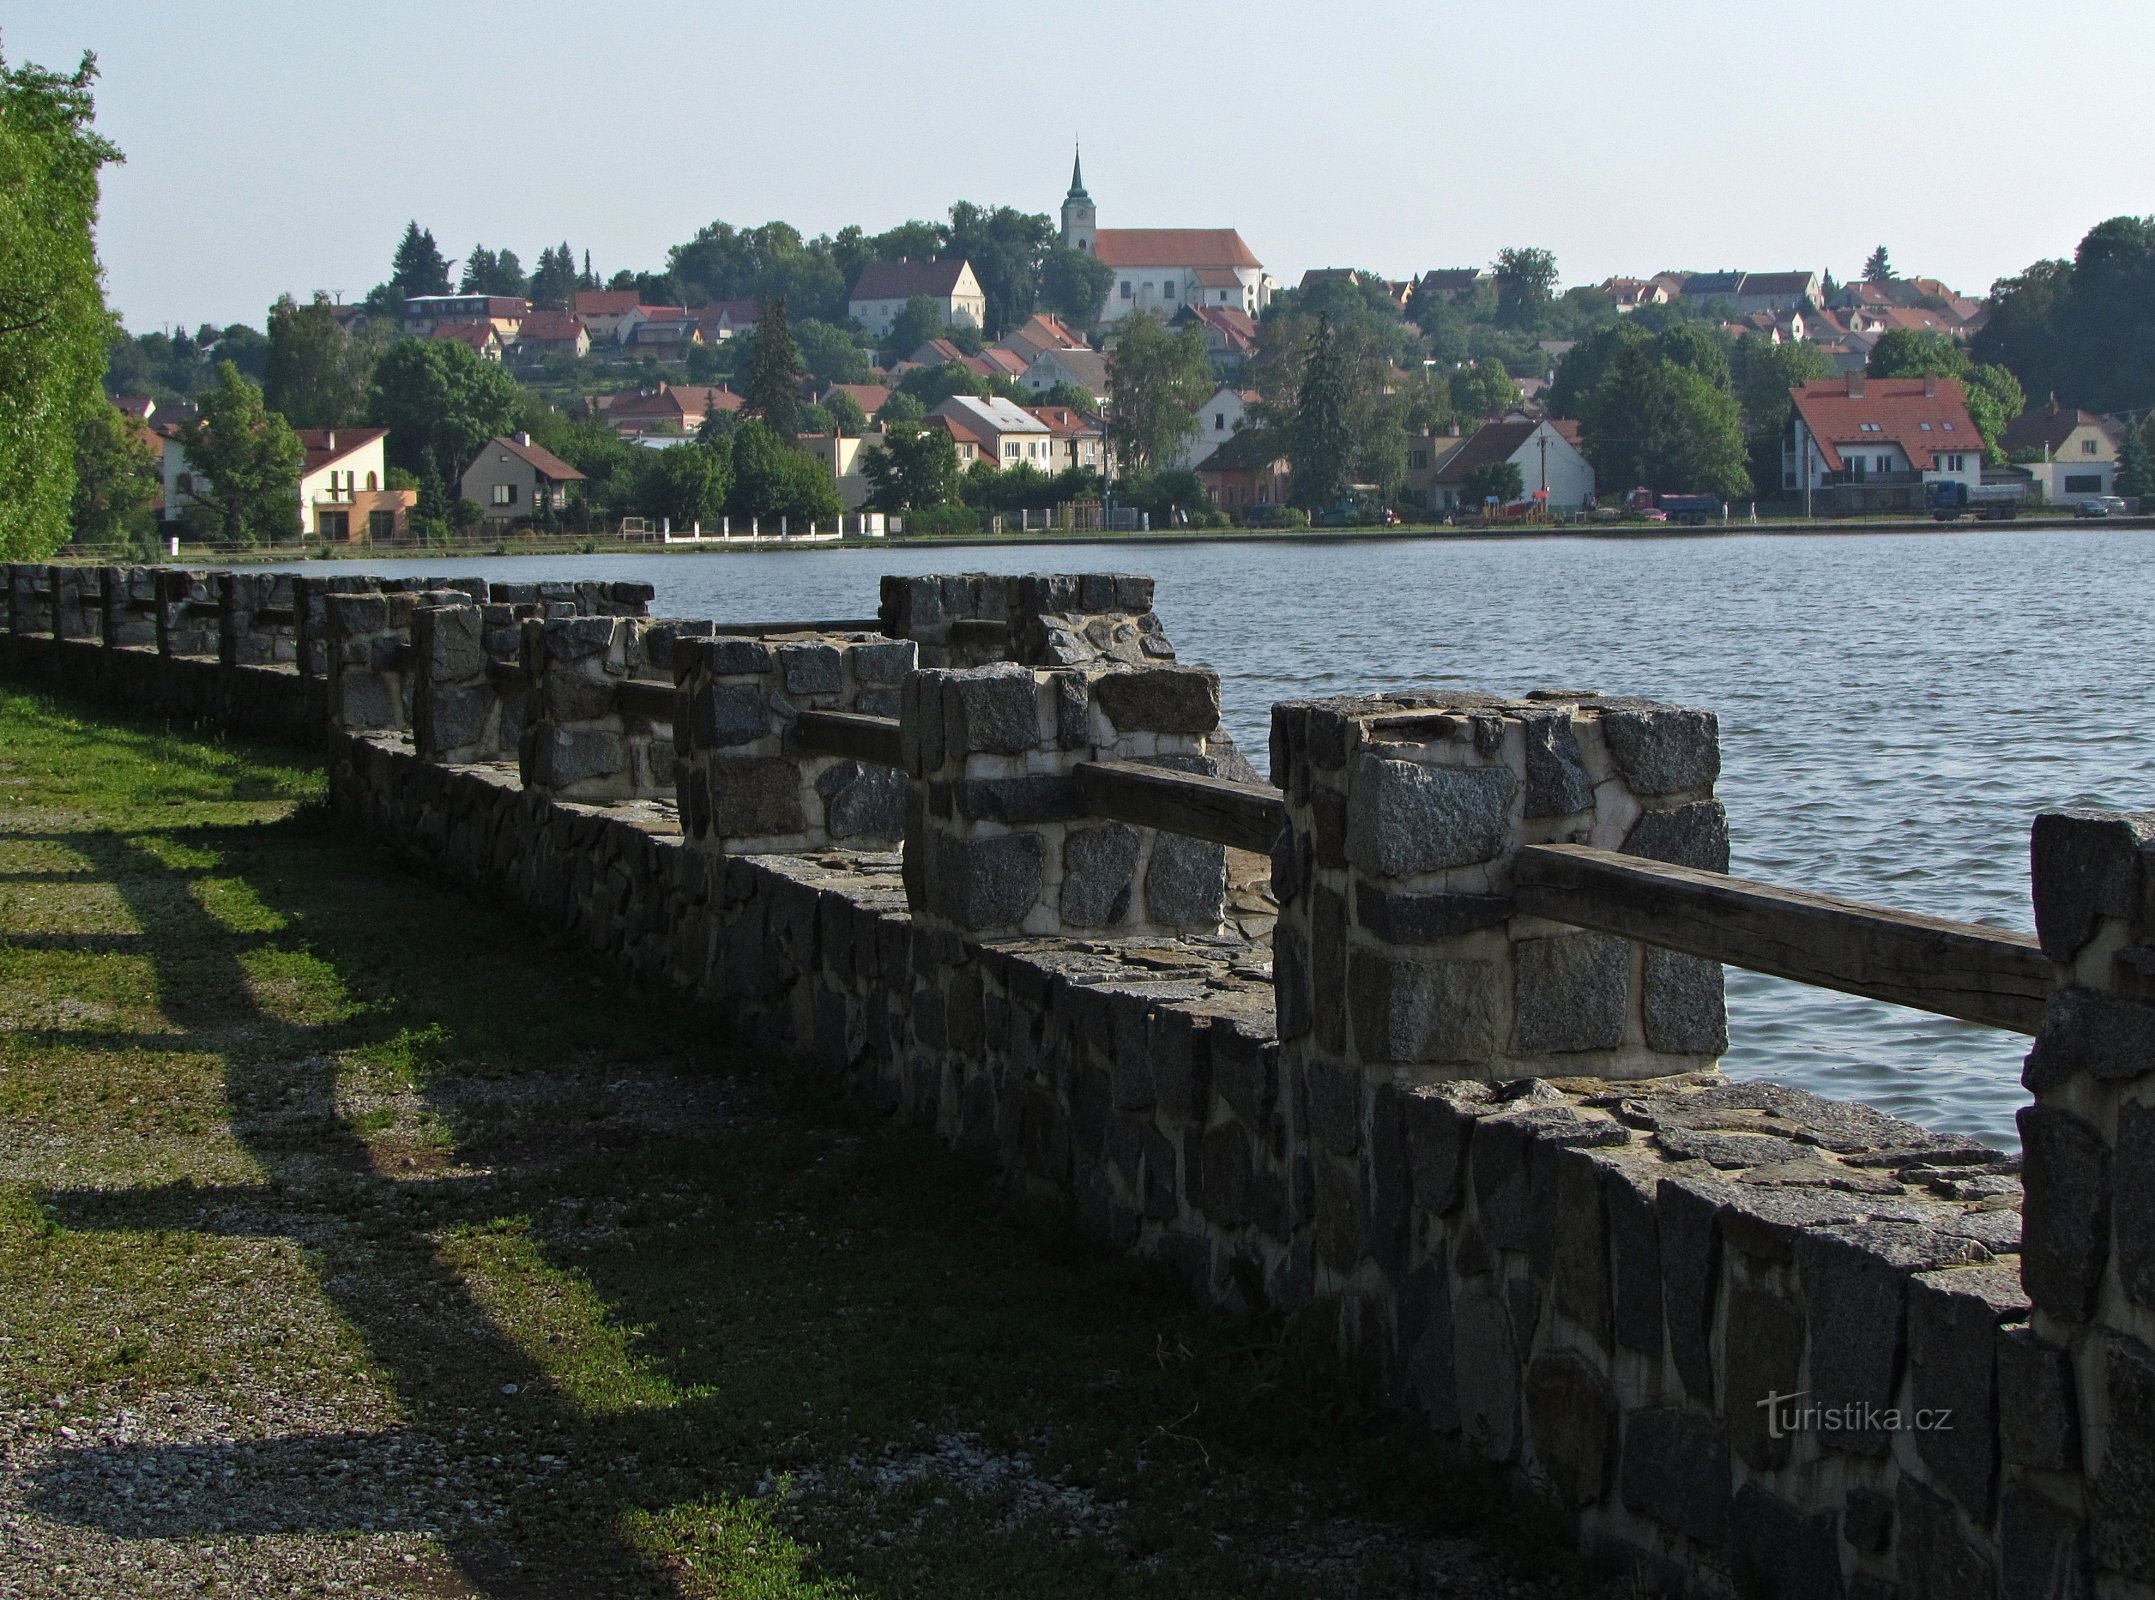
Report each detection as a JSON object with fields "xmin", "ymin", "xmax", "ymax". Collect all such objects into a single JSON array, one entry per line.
[{"xmin": 11, "ymin": 0, "xmax": 2154, "ymax": 334}]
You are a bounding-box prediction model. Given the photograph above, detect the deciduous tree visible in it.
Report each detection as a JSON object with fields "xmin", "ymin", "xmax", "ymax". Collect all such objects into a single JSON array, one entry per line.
[
  {"xmin": 1105, "ymin": 311, "xmax": 1211, "ymax": 478},
  {"xmin": 265, "ymin": 292, "xmax": 369, "ymax": 427},
  {"xmin": 1579, "ymin": 345, "xmax": 1749, "ymax": 499},
  {"xmin": 71, "ymin": 398, "xmax": 160, "ymax": 546},
  {"xmin": 1494, "ymin": 247, "xmax": 1559, "ymax": 327},
  {"xmin": 859, "ymin": 424, "xmax": 960, "ymax": 511},
  {"xmin": 366, "ymin": 336, "xmax": 521, "ymax": 487},
  {"xmin": 1039, "ymin": 246, "xmax": 1115, "ymax": 327},
  {"xmin": 174, "ymin": 361, "xmax": 304, "ymax": 544},
  {"xmin": 1458, "ymin": 459, "xmax": 1524, "ymax": 508},
  {"xmin": 726, "ymin": 417, "xmax": 840, "ymax": 524}
]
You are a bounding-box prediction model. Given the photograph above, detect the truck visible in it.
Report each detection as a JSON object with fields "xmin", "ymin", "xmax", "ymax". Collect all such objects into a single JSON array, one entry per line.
[
  {"xmin": 1928, "ymin": 480, "xmax": 2024, "ymax": 522},
  {"xmin": 1624, "ymin": 488, "xmax": 1721, "ymax": 526}
]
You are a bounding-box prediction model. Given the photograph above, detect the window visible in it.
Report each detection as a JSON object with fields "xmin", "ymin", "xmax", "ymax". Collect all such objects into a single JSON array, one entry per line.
[
  {"xmin": 491, "ymin": 482, "xmax": 516, "ymax": 506},
  {"xmin": 365, "ymin": 470, "xmax": 378, "ymax": 490},
  {"xmin": 1215, "ymin": 413, "xmax": 1226, "ymax": 430},
  {"xmin": 1119, "ymin": 280, "xmax": 1133, "ymax": 300},
  {"xmin": 317, "ymin": 510, "xmax": 349, "ymax": 540},
  {"xmin": 2084, "ymin": 438, "xmax": 2100, "ymax": 454},
  {"xmin": 1942, "ymin": 422, "xmax": 1955, "ymax": 431},
  {"xmin": 1919, "ymin": 422, "xmax": 1932, "ymax": 431},
  {"xmin": 368, "ymin": 509, "xmax": 395, "ymax": 540},
  {"xmin": 1004, "ymin": 441, "xmax": 1019, "ymax": 458},
  {"xmin": 1877, "ymin": 455, "xmax": 1891, "ymax": 474},
  {"xmin": 2065, "ymin": 474, "xmax": 2103, "ymax": 493},
  {"xmin": 176, "ymin": 473, "xmax": 193, "ymax": 494}
]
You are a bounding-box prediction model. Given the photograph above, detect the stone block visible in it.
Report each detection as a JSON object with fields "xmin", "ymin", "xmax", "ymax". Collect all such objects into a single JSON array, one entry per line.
[
  {"xmin": 701, "ymin": 638, "xmax": 772, "ymax": 675},
  {"xmin": 1400, "ymin": 1261, "xmax": 1457, "ymax": 1432},
  {"xmin": 944, "ymin": 666, "xmax": 1038, "ymax": 755},
  {"xmin": 337, "ymin": 671, "xmax": 397, "ymax": 731},
  {"xmin": 1511, "ymin": 932, "xmax": 1629, "ymax": 1054},
  {"xmin": 2023, "ymin": 986, "xmax": 2155, "ymax": 1091},
  {"xmin": 1622, "ymin": 801, "xmax": 1730, "ymax": 871},
  {"xmin": 1354, "ymin": 884, "xmax": 1511, "ymax": 944},
  {"xmin": 1452, "ymin": 1290, "xmax": 1519, "ymax": 1459},
  {"xmin": 1061, "ymin": 824, "xmax": 1138, "ymax": 928},
  {"xmin": 1304, "ymin": 1057, "xmax": 1361, "ymax": 1157},
  {"xmin": 1727, "ymin": 1484, "xmax": 1844, "ymax": 1600},
  {"xmin": 1523, "ymin": 1351, "xmax": 1615, "ymax": 1506},
  {"xmin": 709, "ymin": 756, "xmax": 805, "ymax": 838},
  {"xmin": 816, "ymin": 761, "xmax": 904, "ymax": 842},
  {"xmin": 777, "ymin": 643, "xmax": 842, "ymax": 695},
  {"xmin": 1657, "ymin": 1174, "xmax": 1726, "ymax": 1405},
  {"xmin": 1402, "ymin": 1082, "xmax": 1486, "ymax": 1216},
  {"xmin": 1641, "ymin": 947, "xmax": 1727, "ymax": 1055},
  {"xmin": 425, "ymin": 684, "xmax": 492, "ymax": 753},
  {"xmin": 2090, "ymin": 1330, "xmax": 2155, "ymax": 1582},
  {"xmin": 1143, "ymin": 833, "xmax": 1226, "ymax": 927},
  {"xmin": 2117, "ymin": 1100, "xmax": 2155, "ymax": 1310},
  {"xmin": 2029, "ymin": 808, "xmax": 2155, "ymax": 962},
  {"xmin": 1311, "ymin": 880, "xmax": 1347, "ymax": 1054},
  {"xmin": 545, "ymin": 615, "xmax": 616, "ymax": 660},
  {"xmin": 543, "ymin": 668, "xmax": 618, "ymax": 724},
  {"xmin": 1997, "ymin": 1325, "xmax": 2081, "ymax": 1472},
  {"xmin": 1551, "ymin": 1148, "xmax": 1612, "ymax": 1352},
  {"xmin": 954, "ymin": 775, "xmax": 1081, "ymax": 824},
  {"xmin": 1347, "ymin": 950, "xmax": 1502, "ymax": 1065},
  {"xmin": 1344, "ymin": 755, "xmax": 1515, "ymax": 875},
  {"xmin": 419, "ymin": 606, "xmax": 486, "ymax": 679},
  {"xmin": 2001, "ymin": 1484, "xmax": 2092, "ymax": 1600},
  {"xmin": 2016, "ymin": 1101, "xmax": 2111, "ymax": 1322},
  {"xmin": 850, "ymin": 640, "xmax": 913, "ymax": 685},
  {"xmin": 1091, "ymin": 666, "xmax": 1218, "ymax": 734},
  {"xmin": 1843, "ymin": 1486, "xmax": 1893, "ymax": 1553},
  {"xmin": 1210, "ymin": 1027, "xmax": 1273, "ymax": 1126},
  {"xmin": 1620, "ymin": 1405, "xmax": 1729, "ymax": 1546},
  {"xmin": 1896, "ymin": 1477, "xmax": 1997, "ymax": 1600},
  {"xmin": 1724, "ymin": 1283, "xmax": 1807, "ymax": 1470},
  {"xmin": 1521, "ymin": 710, "xmax": 1593, "ymax": 818},
  {"xmin": 933, "ymin": 831, "xmax": 1043, "ymax": 931},
  {"xmin": 534, "ymin": 728, "xmax": 626, "ymax": 790},
  {"xmin": 1908, "ymin": 1263, "xmax": 2025, "ymax": 1517},
  {"xmin": 690, "ymin": 683, "xmax": 769, "ymax": 749},
  {"xmin": 1197, "ymin": 1122, "xmax": 1252, "ymax": 1225},
  {"xmin": 1312, "ymin": 1151, "xmax": 1365, "ymax": 1272},
  {"xmin": 1606, "ymin": 1165, "xmax": 1663, "ymax": 1356},
  {"xmin": 1600, "ymin": 705, "xmax": 1719, "ymax": 795}
]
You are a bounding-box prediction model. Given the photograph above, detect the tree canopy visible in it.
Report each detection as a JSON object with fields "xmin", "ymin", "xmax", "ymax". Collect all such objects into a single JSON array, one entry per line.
[
  {"xmin": 740, "ymin": 297, "xmax": 802, "ymax": 438},
  {"xmin": 174, "ymin": 361, "xmax": 303, "ymax": 544},
  {"xmin": 1039, "ymin": 246, "xmax": 1115, "ymax": 326},
  {"xmin": 859, "ymin": 424, "xmax": 961, "ymax": 512},
  {"xmin": 1973, "ymin": 216, "xmax": 2155, "ymax": 414},
  {"xmin": 265, "ymin": 292, "xmax": 369, "ymax": 428},
  {"xmin": 0, "ymin": 46, "xmax": 120, "ymax": 558},
  {"xmin": 366, "ymin": 336, "xmax": 521, "ymax": 488},
  {"xmin": 71, "ymin": 397, "xmax": 160, "ymax": 546},
  {"xmin": 1104, "ymin": 312, "xmax": 1212, "ymax": 478},
  {"xmin": 1289, "ymin": 317, "xmax": 1355, "ymax": 509},
  {"xmin": 458, "ymin": 245, "xmax": 525, "ymax": 297},
  {"xmin": 391, "ymin": 222, "xmax": 451, "ymax": 298},
  {"xmin": 1866, "ymin": 329, "xmax": 2025, "ymax": 462},
  {"xmin": 1577, "ymin": 339, "xmax": 1749, "ymax": 499},
  {"xmin": 1862, "ymin": 246, "xmax": 1894, "ymax": 284}
]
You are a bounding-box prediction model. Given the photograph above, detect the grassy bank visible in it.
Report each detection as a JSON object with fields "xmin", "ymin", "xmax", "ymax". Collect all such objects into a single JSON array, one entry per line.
[{"xmin": 0, "ymin": 687, "xmax": 1604, "ymax": 1598}]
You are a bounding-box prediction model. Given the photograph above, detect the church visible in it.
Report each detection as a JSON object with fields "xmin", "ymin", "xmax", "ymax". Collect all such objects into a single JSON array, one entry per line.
[{"xmin": 1059, "ymin": 151, "xmax": 1272, "ymax": 326}]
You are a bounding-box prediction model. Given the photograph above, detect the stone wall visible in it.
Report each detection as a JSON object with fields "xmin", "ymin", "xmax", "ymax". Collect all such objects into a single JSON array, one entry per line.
[{"xmin": 6, "ymin": 563, "xmax": 2146, "ymax": 1598}]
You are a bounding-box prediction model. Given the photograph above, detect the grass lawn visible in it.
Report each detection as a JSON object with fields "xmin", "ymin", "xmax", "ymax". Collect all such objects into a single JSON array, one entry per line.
[{"xmin": 0, "ymin": 685, "xmax": 1606, "ymax": 1598}]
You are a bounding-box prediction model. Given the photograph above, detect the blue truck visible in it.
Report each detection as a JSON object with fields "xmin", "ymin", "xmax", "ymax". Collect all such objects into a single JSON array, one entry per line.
[{"xmin": 1928, "ymin": 480, "xmax": 2025, "ymax": 522}]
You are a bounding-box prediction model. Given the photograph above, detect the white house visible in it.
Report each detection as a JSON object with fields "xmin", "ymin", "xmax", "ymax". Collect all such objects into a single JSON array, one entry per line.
[
  {"xmin": 1784, "ymin": 374, "xmax": 1984, "ymax": 494},
  {"xmin": 1020, "ymin": 346, "xmax": 1110, "ymax": 407},
  {"xmin": 2001, "ymin": 400, "xmax": 2120, "ymax": 505},
  {"xmin": 847, "ymin": 259, "xmax": 987, "ymax": 338},
  {"xmin": 1424, "ymin": 419, "xmax": 1595, "ymax": 513},
  {"xmin": 162, "ymin": 425, "xmax": 414, "ymax": 540},
  {"xmin": 571, "ymin": 290, "xmax": 646, "ymax": 344},
  {"xmin": 1059, "ymin": 150, "xmax": 1271, "ymax": 325},
  {"xmin": 925, "ymin": 396, "xmax": 1054, "ymax": 469},
  {"xmin": 1177, "ymin": 384, "xmax": 1260, "ymax": 469}
]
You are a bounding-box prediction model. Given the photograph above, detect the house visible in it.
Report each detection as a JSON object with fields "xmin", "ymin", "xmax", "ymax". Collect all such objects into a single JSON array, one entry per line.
[
  {"xmin": 694, "ymin": 299, "xmax": 761, "ymax": 341},
  {"xmin": 848, "ymin": 259, "xmax": 987, "ymax": 338},
  {"xmin": 111, "ymin": 394, "xmax": 156, "ymax": 422},
  {"xmin": 1021, "ymin": 346, "xmax": 1110, "ymax": 407},
  {"xmin": 459, "ymin": 432, "xmax": 587, "ymax": 524},
  {"xmin": 993, "ymin": 313, "xmax": 1088, "ymax": 370},
  {"xmin": 572, "ymin": 289, "xmax": 646, "ymax": 344},
  {"xmin": 1784, "ymin": 373, "xmax": 1983, "ymax": 494},
  {"xmin": 402, "ymin": 295, "xmax": 529, "ymax": 338},
  {"xmin": 601, "ymin": 381, "xmax": 742, "ymax": 437},
  {"xmin": 822, "ymin": 383, "xmax": 892, "ymax": 422},
  {"xmin": 1601, "ymin": 277, "xmax": 1669, "ymax": 313},
  {"xmin": 906, "ymin": 337, "xmax": 972, "ymax": 369},
  {"xmin": 1400, "ymin": 429, "xmax": 1470, "ymax": 508},
  {"xmin": 923, "ymin": 413, "xmax": 990, "ymax": 470},
  {"xmin": 1424, "ymin": 419, "xmax": 1594, "ymax": 513},
  {"xmin": 976, "ymin": 345, "xmax": 1031, "ymax": 381},
  {"xmin": 1060, "ymin": 150, "xmax": 1270, "ymax": 323},
  {"xmin": 1169, "ymin": 303, "xmax": 1260, "ymax": 377},
  {"xmin": 925, "ymin": 396, "xmax": 1054, "ymax": 470},
  {"xmin": 798, "ymin": 431, "xmax": 882, "ymax": 511},
  {"xmin": 1196, "ymin": 428, "xmax": 1289, "ymax": 512},
  {"xmin": 1179, "ymin": 384, "xmax": 1260, "ymax": 469},
  {"xmin": 161, "ymin": 425, "xmax": 414, "ymax": 540},
  {"xmin": 513, "ymin": 310, "xmax": 590, "ymax": 361},
  {"xmin": 628, "ymin": 307, "xmax": 702, "ymax": 356},
  {"xmin": 1412, "ymin": 269, "xmax": 1490, "ymax": 306},
  {"xmin": 1024, "ymin": 405, "xmax": 1105, "ymax": 474},
  {"xmin": 430, "ymin": 321, "xmax": 505, "ymax": 362},
  {"xmin": 2002, "ymin": 400, "xmax": 2120, "ymax": 505}
]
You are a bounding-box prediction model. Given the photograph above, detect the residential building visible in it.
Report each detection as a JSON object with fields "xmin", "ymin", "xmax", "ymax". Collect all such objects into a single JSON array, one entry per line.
[
  {"xmin": 1423, "ymin": 419, "xmax": 1593, "ymax": 513},
  {"xmin": 848, "ymin": 259, "xmax": 987, "ymax": 337},
  {"xmin": 1020, "ymin": 346, "xmax": 1110, "ymax": 407},
  {"xmin": 822, "ymin": 383, "xmax": 892, "ymax": 422},
  {"xmin": 513, "ymin": 310, "xmax": 590, "ymax": 361},
  {"xmin": 430, "ymin": 321, "xmax": 505, "ymax": 362},
  {"xmin": 798, "ymin": 432, "xmax": 881, "ymax": 511},
  {"xmin": 1024, "ymin": 405, "xmax": 1105, "ymax": 474},
  {"xmin": 2002, "ymin": 400, "xmax": 2120, "ymax": 504},
  {"xmin": 572, "ymin": 289, "xmax": 646, "ymax": 344},
  {"xmin": 628, "ymin": 307, "xmax": 702, "ymax": 356},
  {"xmin": 1169, "ymin": 303, "xmax": 1259, "ymax": 378},
  {"xmin": 601, "ymin": 381, "xmax": 742, "ymax": 437},
  {"xmin": 694, "ymin": 299, "xmax": 761, "ymax": 341},
  {"xmin": 1060, "ymin": 150, "xmax": 1270, "ymax": 323},
  {"xmin": 1673, "ymin": 271, "xmax": 1821, "ymax": 316},
  {"xmin": 402, "ymin": 295, "xmax": 529, "ymax": 337},
  {"xmin": 1784, "ymin": 373, "xmax": 1984, "ymax": 494},
  {"xmin": 923, "ymin": 412, "xmax": 990, "ymax": 470},
  {"xmin": 1601, "ymin": 277, "xmax": 1669, "ymax": 313},
  {"xmin": 1400, "ymin": 429, "xmax": 1470, "ymax": 508},
  {"xmin": 994, "ymin": 312, "xmax": 1088, "ymax": 369},
  {"xmin": 1179, "ymin": 384, "xmax": 1260, "ymax": 469},
  {"xmin": 161, "ymin": 425, "xmax": 414, "ymax": 540},
  {"xmin": 459, "ymin": 432, "xmax": 587, "ymax": 524},
  {"xmin": 926, "ymin": 396, "xmax": 1054, "ymax": 469},
  {"xmin": 1412, "ymin": 269, "xmax": 1490, "ymax": 306},
  {"xmin": 1196, "ymin": 429, "xmax": 1289, "ymax": 512}
]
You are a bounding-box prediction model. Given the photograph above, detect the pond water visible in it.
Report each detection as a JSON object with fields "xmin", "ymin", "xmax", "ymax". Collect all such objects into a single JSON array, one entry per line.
[{"xmin": 247, "ymin": 529, "xmax": 2155, "ymax": 1148}]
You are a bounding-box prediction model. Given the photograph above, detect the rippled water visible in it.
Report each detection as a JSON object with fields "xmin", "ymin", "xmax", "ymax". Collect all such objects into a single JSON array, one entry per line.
[{"xmin": 255, "ymin": 530, "xmax": 2155, "ymax": 1147}]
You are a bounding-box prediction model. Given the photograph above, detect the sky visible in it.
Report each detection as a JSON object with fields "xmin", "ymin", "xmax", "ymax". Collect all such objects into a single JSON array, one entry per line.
[{"xmin": 10, "ymin": 0, "xmax": 2155, "ymax": 334}]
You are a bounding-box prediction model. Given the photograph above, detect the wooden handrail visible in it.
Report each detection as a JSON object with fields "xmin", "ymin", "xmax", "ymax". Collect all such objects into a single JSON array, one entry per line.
[
  {"xmin": 614, "ymin": 678, "xmax": 677, "ymax": 723},
  {"xmin": 707, "ymin": 618, "xmax": 884, "ymax": 637},
  {"xmin": 795, "ymin": 710, "xmax": 903, "ymax": 767},
  {"xmin": 1513, "ymin": 843, "xmax": 2055, "ymax": 1034},
  {"xmin": 1071, "ymin": 760, "xmax": 1286, "ymax": 855}
]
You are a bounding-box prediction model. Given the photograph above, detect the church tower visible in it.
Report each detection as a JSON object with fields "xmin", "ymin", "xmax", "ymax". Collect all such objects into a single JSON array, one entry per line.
[{"xmin": 1060, "ymin": 145, "xmax": 1096, "ymax": 254}]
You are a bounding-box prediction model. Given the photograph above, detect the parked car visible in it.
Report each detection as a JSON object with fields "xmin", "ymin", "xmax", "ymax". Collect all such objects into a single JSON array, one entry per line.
[{"xmin": 2076, "ymin": 495, "xmax": 2129, "ymax": 519}]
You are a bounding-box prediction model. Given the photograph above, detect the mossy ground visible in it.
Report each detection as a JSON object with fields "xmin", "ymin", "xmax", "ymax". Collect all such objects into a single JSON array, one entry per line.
[{"xmin": 0, "ymin": 686, "xmax": 1610, "ymax": 1598}]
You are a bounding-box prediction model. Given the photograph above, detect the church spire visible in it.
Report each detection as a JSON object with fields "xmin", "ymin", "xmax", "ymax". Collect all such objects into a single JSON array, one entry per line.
[{"xmin": 1068, "ymin": 141, "xmax": 1088, "ymax": 201}]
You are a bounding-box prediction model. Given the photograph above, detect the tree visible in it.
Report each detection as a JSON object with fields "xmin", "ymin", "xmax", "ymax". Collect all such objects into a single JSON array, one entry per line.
[
  {"xmin": 726, "ymin": 418, "xmax": 839, "ymax": 525},
  {"xmin": 882, "ymin": 296, "xmax": 950, "ymax": 361},
  {"xmin": 1962, "ymin": 364, "xmax": 2026, "ymax": 465},
  {"xmin": 1579, "ymin": 346, "xmax": 1750, "ymax": 499},
  {"xmin": 1287, "ymin": 317, "xmax": 1355, "ymax": 509},
  {"xmin": 366, "ymin": 336, "xmax": 521, "ymax": 487},
  {"xmin": 1494, "ymin": 247, "xmax": 1559, "ymax": 327},
  {"xmin": 391, "ymin": 221, "xmax": 451, "ymax": 297},
  {"xmin": 2118, "ymin": 419, "xmax": 2155, "ymax": 501},
  {"xmin": 741, "ymin": 296, "xmax": 802, "ymax": 438},
  {"xmin": 638, "ymin": 439, "xmax": 731, "ymax": 530},
  {"xmin": 1548, "ymin": 325, "xmax": 1647, "ymax": 418},
  {"xmin": 1458, "ymin": 459, "xmax": 1525, "ymax": 509},
  {"xmin": 527, "ymin": 243, "xmax": 580, "ymax": 311},
  {"xmin": 174, "ymin": 361, "xmax": 303, "ymax": 544},
  {"xmin": 1451, "ymin": 360, "xmax": 1521, "ymax": 419},
  {"xmin": 793, "ymin": 318, "xmax": 871, "ymax": 387},
  {"xmin": 1732, "ymin": 336, "xmax": 1833, "ymax": 495},
  {"xmin": 1863, "ymin": 246, "xmax": 1894, "ymax": 284},
  {"xmin": 70, "ymin": 399, "xmax": 160, "ymax": 545},
  {"xmin": 1867, "ymin": 328, "xmax": 1966, "ymax": 380},
  {"xmin": 0, "ymin": 46, "xmax": 121, "ymax": 559},
  {"xmin": 939, "ymin": 201, "xmax": 1056, "ymax": 334},
  {"xmin": 1650, "ymin": 323, "xmax": 1733, "ymax": 391},
  {"xmin": 1039, "ymin": 246, "xmax": 1116, "ymax": 327},
  {"xmin": 459, "ymin": 245, "xmax": 525, "ymax": 297},
  {"xmin": 1105, "ymin": 312, "xmax": 1212, "ymax": 478},
  {"xmin": 824, "ymin": 389, "xmax": 868, "ymax": 434},
  {"xmin": 859, "ymin": 424, "xmax": 961, "ymax": 511},
  {"xmin": 264, "ymin": 292, "xmax": 369, "ymax": 427}
]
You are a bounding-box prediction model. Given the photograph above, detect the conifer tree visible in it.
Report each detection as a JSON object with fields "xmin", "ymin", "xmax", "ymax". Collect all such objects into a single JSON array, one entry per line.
[
  {"xmin": 1290, "ymin": 316, "xmax": 1355, "ymax": 509},
  {"xmin": 1862, "ymin": 245, "xmax": 1894, "ymax": 284},
  {"xmin": 391, "ymin": 221, "xmax": 450, "ymax": 297},
  {"xmin": 742, "ymin": 297, "xmax": 802, "ymax": 440}
]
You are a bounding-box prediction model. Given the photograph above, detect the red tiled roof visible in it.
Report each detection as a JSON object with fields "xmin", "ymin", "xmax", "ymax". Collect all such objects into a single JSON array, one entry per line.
[
  {"xmin": 573, "ymin": 290, "xmax": 642, "ymax": 316},
  {"xmin": 1432, "ymin": 422, "xmax": 1541, "ymax": 485},
  {"xmin": 603, "ymin": 383, "xmax": 741, "ymax": 422},
  {"xmin": 1023, "ymin": 405, "xmax": 1102, "ymax": 436},
  {"xmin": 1788, "ymin": 376, "xmax": 1979, "ymax": 473},
  {"xmin": 518, "ymin": 310, "xmax": 585, "ymax": 343},
  {"xmin": 483, "ymin": 434, "xmax": 586, "ymax": 482},
  {"xmin": 2001, "ymin": 400, "xmax": 2117, "ymax": 458},
  {"xmin": 824, "ymin": 384, "xmax": 892, "ymax": 415},
  {"xmin": 111, "ymin": 394, "xmax": 154, "ymax": 419},
  {"xmin": 430, "ymin": 321, "xmax": 499, "ymax": 349},
  {"xmin": 294, "ymin": 427, "xmax": 388, "ymax": 474},
  {"xmin": 1091, "ymin": 229, "xmax": 1261, "ymax": 270},
  {"xmin": 850, "ymin": 259, "xmax": 975, "ymax": 301}
]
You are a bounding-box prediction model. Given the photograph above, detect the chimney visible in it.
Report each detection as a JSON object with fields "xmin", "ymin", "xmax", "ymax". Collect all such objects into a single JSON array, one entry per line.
[
  {"xmin": 1846, "ymin": 371, "xmax": 1865, "ymax": 400},
  {"xmin": 325, "ymin": 429, "xmax": 336, "ymax": 451},
  {"xmin": 1924, "ymin": 374, "xmax": 1937, "ymax": 399},
  {"xmin": 515, "ymin": 430, "xmax": 531, "ymax": 447}
]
